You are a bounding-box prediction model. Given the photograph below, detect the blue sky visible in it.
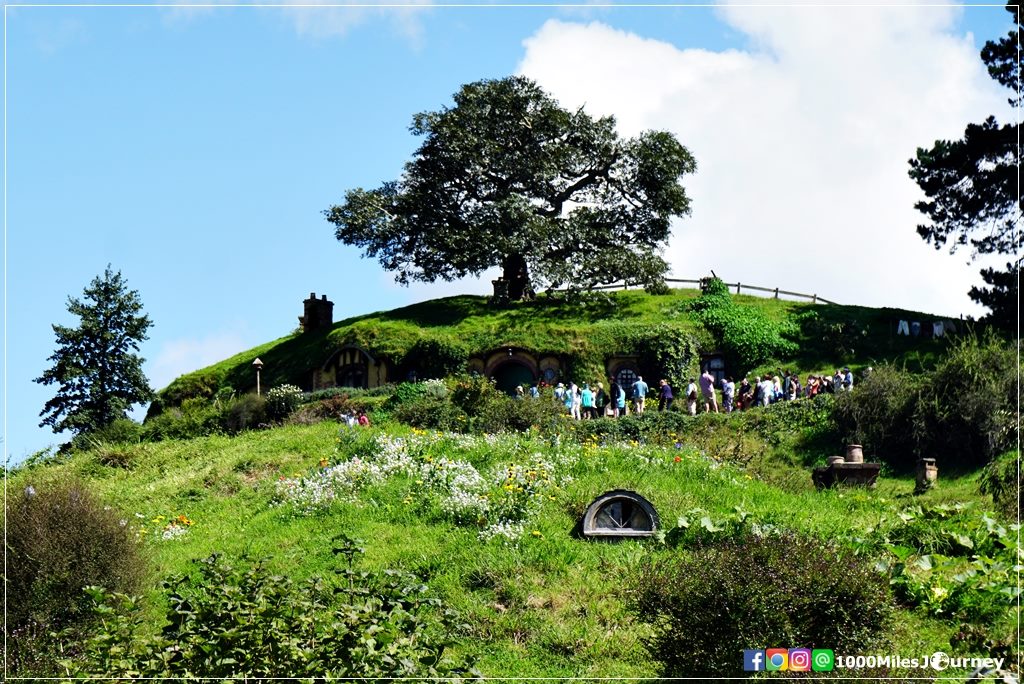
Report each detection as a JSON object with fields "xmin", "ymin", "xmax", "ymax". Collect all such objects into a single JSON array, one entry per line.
[{"xmin": 3, "ymin": 2, "xmax": 1016, "ymax": 464}]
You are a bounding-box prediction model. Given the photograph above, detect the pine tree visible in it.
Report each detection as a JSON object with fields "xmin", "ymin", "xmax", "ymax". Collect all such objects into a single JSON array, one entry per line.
[{"xmin": 35, "ymin": 266, "xmax": 154, "ymax": 435}]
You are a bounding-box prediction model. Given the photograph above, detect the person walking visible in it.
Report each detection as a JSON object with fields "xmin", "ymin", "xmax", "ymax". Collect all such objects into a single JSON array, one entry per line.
[
  {"xmin": 658, "ymin": 379, "xmax": 674, "ymax": 411},
  {"xmin": 608, "ymin": 380, "xmax": 622, "ymax": 418}
]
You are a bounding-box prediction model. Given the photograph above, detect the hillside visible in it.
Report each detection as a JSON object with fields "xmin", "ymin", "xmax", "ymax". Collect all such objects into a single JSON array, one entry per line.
[
  {"xmin": 10, "ymin": 286, "xmax": 1017, "ymax": 678},
  {"xmin": 9, "ymin": 416, "xmax": 1018, "ymax": 678},
  {"xmin": 154, "ymin": 286, "xmax": 958, "ymax": 411}
]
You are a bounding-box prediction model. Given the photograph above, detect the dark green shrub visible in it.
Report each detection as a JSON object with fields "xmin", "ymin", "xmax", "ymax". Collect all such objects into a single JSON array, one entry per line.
[
  {"xmin": 393, "ymin": 395, "xmax": 468, "ymax": 431},
  {"xmin": 628, "ymin": 532, "xmax": 892, "ymax": 677},
  {"xmin": 384, "ymin": 381, "xmax": 429, "ymax": 410},
  {"xmin": 912, "ymin": 332, "xmax": 1020, "ymax": 469},
  {"xmin": 980, "ymin": 451, "xmax": 1021, "ymax": 520},
  {"xmin": 220, "ymin": 393, "xmax": 268, "ymax": 434},
  {"xmin": 832, "ymin": 366, "xmax": 921, "ymax": 468},
  {"xmin": 472, "ymin": 394, "xmax": 566, "ymax": 434},
  {"xmin": 6, "ymin": 476, "xmax": 145, "ymax": 674},
  {"xmin": 75, "ymin": 417, "xmax": 144, "ymax": 446},
  {"xmin": 141, "ymin": 397, "xmax": 221, "ymax": 441},
  {"xmin": 66, "ymin": 545, "xmax": 476, "ymax": 678},
  {"xmin": 264, "ymin": 383, "xmax": 304, "ymax": 421},
  {"xmin": 287, "ymin": 394, "xmax": 356, "ymax": 425}
]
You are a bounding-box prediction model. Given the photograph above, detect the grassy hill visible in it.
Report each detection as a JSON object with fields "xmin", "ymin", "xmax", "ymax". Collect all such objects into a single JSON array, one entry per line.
[
  {"xmin": 9, "ymin": 417, "xmax": 1017, "ymax": 677},
  {"xmin": 9, "ymin": 288, "xmax": 1017, "ymax": 678},
  {"xmin": 155, "ymin": 286, "xmax": 956, "ymax": 409}
]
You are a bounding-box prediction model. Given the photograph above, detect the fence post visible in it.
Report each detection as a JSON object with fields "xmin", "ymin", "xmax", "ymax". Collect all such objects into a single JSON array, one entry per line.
[
  {"xmin": 736, "ymin": 282, "xmax": 741, "ymax": 295},
  {"xmin": 774, "ymin": 287, "xmax": 779, "ymax": 299},
  {"xmin": 812, "ymin": 294, "xmax": 818, "ymax": 304}
]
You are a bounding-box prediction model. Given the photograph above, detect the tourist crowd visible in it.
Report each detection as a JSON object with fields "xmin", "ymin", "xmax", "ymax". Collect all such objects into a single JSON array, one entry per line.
[{"xmin": 516, "ymin": 367, "xmax": 855, "ymax": 420}]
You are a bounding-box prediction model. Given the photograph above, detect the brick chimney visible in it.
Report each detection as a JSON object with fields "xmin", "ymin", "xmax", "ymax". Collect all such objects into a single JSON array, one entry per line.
[{"xmin": 298, "ymin": 292, "xmax": 334, "ymax": 333}]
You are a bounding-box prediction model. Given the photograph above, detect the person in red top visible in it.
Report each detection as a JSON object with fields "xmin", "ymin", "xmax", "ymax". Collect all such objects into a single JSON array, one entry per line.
[{"xmin": 357, "ymin": 410, "xmax": 370, "ymax": 427}]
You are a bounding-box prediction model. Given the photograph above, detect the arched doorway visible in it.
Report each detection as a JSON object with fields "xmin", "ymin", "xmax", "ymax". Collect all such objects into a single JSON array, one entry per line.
[{"xmin": 491, "ymin": 361, "xmax": 535, "ymax": 395}]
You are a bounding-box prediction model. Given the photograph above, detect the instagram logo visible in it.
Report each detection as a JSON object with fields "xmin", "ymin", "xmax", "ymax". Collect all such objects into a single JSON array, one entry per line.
[
  {"xmin": 766, "ymin": 648, "xmax": 788, "ymax": 671},
  {"xmin": 789, "ymin": 648, "xmax": 811, "ymax": 671}
]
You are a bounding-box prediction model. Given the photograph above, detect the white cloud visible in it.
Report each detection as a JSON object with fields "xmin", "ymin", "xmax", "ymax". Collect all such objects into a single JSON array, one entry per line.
[
  {"xmin": 517, "ymin": 6, "xmax": 1011, "ymax": 317},
  {"xmin": 160, "ymin": 0, "xmax": 431, "ymax": 43},
  {"xmin": 276, "ymin": 0, "xmax": 431, "ymax": 43},
  {"xmin": 148, "ymin": 331, "xmax": 251, "ymax": 392}
]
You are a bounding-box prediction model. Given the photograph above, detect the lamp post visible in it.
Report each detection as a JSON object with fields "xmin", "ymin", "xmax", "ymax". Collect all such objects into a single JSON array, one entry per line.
[{"xmin": 253, "ymin": 357, "xmax": 264, "ymax": 395}]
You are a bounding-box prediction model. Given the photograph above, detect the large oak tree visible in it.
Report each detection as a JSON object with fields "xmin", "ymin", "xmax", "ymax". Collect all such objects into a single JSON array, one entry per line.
[
  {"xmin": 909, "ymin": 2, "xmax": 1020, "ymax": 329},
  {"xmin": 325, "ymin": 76, "xmax": 696, "ymax": 301}
]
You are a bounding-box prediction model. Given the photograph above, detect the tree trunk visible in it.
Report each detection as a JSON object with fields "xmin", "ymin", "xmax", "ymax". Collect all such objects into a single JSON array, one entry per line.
[{"xmin": 502, "ymin": 253, "xmax": 531, "ymax": 301}]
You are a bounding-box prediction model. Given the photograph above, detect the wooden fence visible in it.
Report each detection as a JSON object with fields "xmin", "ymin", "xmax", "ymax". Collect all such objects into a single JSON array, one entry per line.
[{"xmin": 588, "ymin": 278, "xmax": 838, "ymax": 305}]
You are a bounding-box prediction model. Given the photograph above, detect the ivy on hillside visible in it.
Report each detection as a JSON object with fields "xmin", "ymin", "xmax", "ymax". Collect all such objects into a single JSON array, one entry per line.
[{"xmin": 689, "ymin": 278, "xmax": 798, "ymax": 373}]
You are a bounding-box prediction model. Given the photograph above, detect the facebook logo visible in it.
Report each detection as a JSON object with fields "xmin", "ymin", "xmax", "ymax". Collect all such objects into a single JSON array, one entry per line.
[{"xmin": 744, "ymin": 650, "xmax": 765, "ymax": 671}]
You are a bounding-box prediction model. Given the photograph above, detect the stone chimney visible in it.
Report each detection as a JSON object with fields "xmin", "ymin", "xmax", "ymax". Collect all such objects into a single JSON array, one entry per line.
[{"xmin": 298, "ymin": 292, "xmax": 334, "ymax": 333}]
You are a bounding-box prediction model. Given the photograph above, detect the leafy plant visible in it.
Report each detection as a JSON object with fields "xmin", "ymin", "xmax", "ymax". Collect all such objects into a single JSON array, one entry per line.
[
  {"xmin": 264, "ymin": 383, "xmax": 304, "ymax": 421},
  {"xmin": 6, "ymin": 476, "xmax": 144, "ymax": 675},
  {"xmin": 689, "ymin": 278, "xmax": 798, "ymax": 373},
  {"xmin": 628, "ymin": 531, "xmax": 892, "ymax": 677},
  {"xmin": 64, "ymin": 547, "xmax": 477, "ymax": 679}
]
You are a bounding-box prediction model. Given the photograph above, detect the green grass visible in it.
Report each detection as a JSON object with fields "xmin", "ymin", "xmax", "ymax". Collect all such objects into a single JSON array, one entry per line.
[
  {"xmin": 10, "ymin": 416, "xmax": 1016, "ymax": 678},
  {"xmin": 159, "ymin": 287, "xmax": 962, "ymax": 405}
]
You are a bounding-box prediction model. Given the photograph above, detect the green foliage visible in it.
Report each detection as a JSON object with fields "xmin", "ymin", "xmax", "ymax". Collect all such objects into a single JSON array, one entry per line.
[
  {"xmin": 325, "ymin": 76, "xmax": 696, "ymax": 298},
  {"xmin": 393, "ymin": 396, "xmax": 469, "ymax": 432},
  {"xmin": 834, "ymin": 333, "xmax": 1019, "ymax": 470},
  {"xmin": 155, "ymin": 370, "xmax": 223, "ymax": 413},
  {"xmin": 264, "ymin": 383, "xmax": 304, "ymax": 422},
  {"xmin": 385, "ymin": 381, "xmax": 430, "ymax": 410},
  {"xmin": 141, "ymin": 397, "xmax": 222, "ymax": 441},
  {"xmin": 796, "ymin": 309, "xmax": 870, "ymax": 357},
  {"xmin": 35, "ymin": 266, "xmax": 154, "ymax": 435},
  {"xmin": 405, "ymin": 337, "xmax": 469, "ymax": 379},
  {"xmin": 629, "ymin": 532, "xmax": 892, "ymax": 677},
  {"xmin": 911, "ymin": 332, "xmax": 1020, "ymax": 468},
  {"xmin": 6, "ymin": 476, "xmax": 144, "ymax": 674},
  {"xmin": 875, "ymin": 505, "xmax": 1019, "ymax": 628},
  {"xmin": 979, "ymin": 450, "xmax": 1021, "ymax": 520},
  {"xmin": 689, "ymin": 278, "xmax": 798, "ymax": 373},
  {"xmin": 220, "ymin": 393, "xmax": 268, "ymax": 434},
  {"xmin": 71, "ymin": 418, "xmax": 145, "ymax": 458},
  {"xmin": 909, "ymin": 2, "xmax": 1021, "ymax": 323},
  {"xmin": 65, "ymin": 548, "xmax": 476, "ymax": 679},
  {"xmin": 968, "ymin": 261, "xmax": 1020, "ymax": 331},
  {"xmin": 833, "ymin": 365, "xmax": 922, "ymax": 467}
]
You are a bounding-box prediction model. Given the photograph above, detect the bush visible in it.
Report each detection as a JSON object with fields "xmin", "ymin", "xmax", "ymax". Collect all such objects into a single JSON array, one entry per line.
[
  {"xmin": 689, "ymin": 278, "xmax": 798, "ymax": 374},
  {"xmin": 912, "ymin": 332, "xmax": 1020, "ymax": 469},
  {"xmin": 628, "ymin": 532, "xmax": 892, "ymax": 677},
  {"xmin": 220, "ymin": 393, "xmax": 268, "ymax": 434},
  {"xmin": 384, "ymin": 381, "xmax": 430, "ymax": 410},
  {"xmin": 980, "ymin": 451, "xmax": 1021, "ymax": 520},
  {"xmin": 141, "ymin": 397, "xmax": 221, "ymax": 441},
  {"xmin": 393, "ymin": 395, "xmax": 468, "ymax": 431},
  {"xmin": 66, "ymin": 544, "xmax": 476, "ymax": 678},
  {"xmin": 6, "ymin": 476, "xmax": 145, "ymax": 674},
  {"xmin": 264, "ymin": 383, "xmax": 304, "ymax": 421},
  {"xmin": 833, "ymin": 366, "xmax": 921, "ymax": 468}
]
